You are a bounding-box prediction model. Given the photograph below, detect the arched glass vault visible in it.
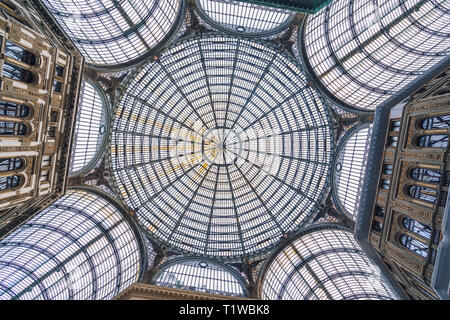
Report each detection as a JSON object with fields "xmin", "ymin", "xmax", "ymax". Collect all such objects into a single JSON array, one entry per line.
[
  {"xmin": 300, "ymin": 0, "xmax": 450, "ymax": 112},
  {"xmin": 195, "ymin": 0, "xmax": 295, "ymax": 37},
  {"xmin": 257, "ymin": 224, "xmax": 399, "ymax": 300},
  {"xmin": 0, "ymin": 188, "xmax": 146, "ymax": 300},
  {"xmin": 332, "ymin": 124, "xmax": 373, "ymax": 220},
  {"xmin": 109, "ymin": 33, "xmax": 333, "ymax": 262},
  {"xmin": 41, "ymin": 0, "xmax": 185, "ymax": 69},
  {"xmin": 152, "ymin": 257, "xmax": 248, "ymax": 297},
  {"xmin": 70, "ymin": 81, "xmax": 109, "ymax": 175}
]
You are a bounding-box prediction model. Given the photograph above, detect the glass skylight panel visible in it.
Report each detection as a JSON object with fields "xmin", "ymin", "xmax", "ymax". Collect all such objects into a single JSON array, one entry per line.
[
  {"xmin": 41, "ymin": 0, "xmax": 182, "ymax": 67},
  {"xmin": 333, "ymin": 125, "xmax": 372, "ymax": 220},
  {"xmin": 109, "ymin": 34, "xmax": 332, "ymax": 261},
  {"xmin": 196, "ymin": 0, "xmax": 294, "ymax": 36},
  {"xmin": 0, "ymin": 189, "xmax": 142, "ymax": 300},
  {"xmin": 70, "ymin": 82, "xmax": 106, "ymax": 175},
  {"xmin": 259, "ymin": 225, "xmax": 399, "ymax": 300},
  {"xmin": 153, "ymin": 258, "xmax": 247, "ymax": 297},
  {"xmin": 302, "ymin": 0, "xmax": 450, "ymax": 111}
]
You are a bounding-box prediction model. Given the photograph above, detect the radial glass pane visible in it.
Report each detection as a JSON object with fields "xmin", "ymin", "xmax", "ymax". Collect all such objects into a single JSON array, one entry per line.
[
  {"xmin": 0, "ymin": 189, "xmax": 142, "ymax": 300},
  {"xmin": 260, "ymin": 225, "xmax": 399, "ymax": 300},
  {"xmin": 110, "ymin": 34, "xmax": 333, "ymax": 260},
  {"xmin": 302, "ymin": 0, "xmax": 450, "ymax": 111}
]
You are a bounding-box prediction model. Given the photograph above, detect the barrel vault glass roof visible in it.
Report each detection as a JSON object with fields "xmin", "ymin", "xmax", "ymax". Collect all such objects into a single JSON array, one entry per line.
[
  {"xmin": 70, "ymin": 81, "xmax": 108, "ymax": 175},
  {"xmin": 40, "ymin": 0, "xmax": 184, "ymax": 68},
  {"xmin": 258, "ymin": 224, "xmax": 399, "ymax": 300},
  {"xmin": 0, "ymin": 189, "xmax": 143, "ymax": 300},
  {"xmin": 0, "ymin": 0, "xmax": 449, "ymax": 300}
]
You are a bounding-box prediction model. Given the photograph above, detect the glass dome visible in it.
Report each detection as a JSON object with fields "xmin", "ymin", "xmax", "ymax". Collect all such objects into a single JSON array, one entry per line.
[
  {"xmin": 41, "ymin": 0, "xmax": 184, "ymax": 69},
  {"xmin": 300, "ymin": 0, "xmax": 450, "ymax": 112},
  {"xmin": 195, "ymin": 0, "xmax": 294, "ymax": 37},
  {"xmin": 152, "ymin": 257, "xmax": 247, "ymax": 297},
  {"xmin": 258, "ymin": 224, "xmax": 399, "ymax": 300},
  {"xmin": 0, "ymin": 188, "xmax": 144, "ymax": 300},
  {"xmin": 109, "ymin": 34, "xmax": 333, "ymax": 261},
  {"xmin": 70, "ymin": 81, "xmax": 108, "ymax": 175}
]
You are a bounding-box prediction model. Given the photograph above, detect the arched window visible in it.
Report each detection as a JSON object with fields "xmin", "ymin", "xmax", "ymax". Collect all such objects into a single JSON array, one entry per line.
[
  {"xmin": 408, "ymin": 185, "xmax": 437, "ymax": 204},
  {"xmin": 196, "ymin": 0, "xmax": 294, "ymax": 37},
  {"xmin": 420, "ymin": 115, "xmax": 450, "ymax": 130},
  {"xmin": 402, "ymin": 217, "xmax": 432, "ymax": 240},
  {"xmin": 0, "ymin": 122, "xmax": 27, "ymax": 136},
  {"xmin": 0, "ymin": 175, "xmax": 21, "ymax": 190},
  {"xmin": 152, "ymin": 257, "xmax": 247, "ymax": 297},
  {"xmin": 399, "ymin": 234, "xmax": 428, "ymax": 258},
  {"xmin": 417, "ymin": 135, "xmax": 448, "ymax": 148},
  {"xmin": 4, "ymin": 41, "xmax": 37, "ymax": 66},
  {"xmin": 2, "ymin": 62, "xmax": 35, "ymax": 83},
  {"xmin": 0, "ymin": 158, "xmax": 24, "ymax": 172},
  {"xmin": 333, "ymin": 125, "xmax": 373, "ymax": 220},
  {"xmin": 410, "ymin": 167, "xmax": 441, "ymax": 184},
  {"xmin": 0, "ymin": 101, "xmax": 30, "ymax": 118}
]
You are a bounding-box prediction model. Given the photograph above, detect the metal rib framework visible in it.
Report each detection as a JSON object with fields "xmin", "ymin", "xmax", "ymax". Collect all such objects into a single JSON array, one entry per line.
[{"xmin": 109, "ymin": 34, "xmax": 333, "ymax": 261}]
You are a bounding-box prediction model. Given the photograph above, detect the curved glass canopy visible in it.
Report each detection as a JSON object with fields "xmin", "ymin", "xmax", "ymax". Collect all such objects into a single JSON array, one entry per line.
[
  {"xmin": 258, "ymin": 224, "xmax": 399, "ymax": 300},
  {"xmin": 41, "ymin": 0, "xmax": 183, "ymax": 68},
  {"xmin": 196, "ymin": 0, "xmax": 294, "ymax": 36},
  {"xmin": 332, "ymin": 124, "xmax": 372, "ymax": 220},
  {"xmin": 110, "ymin": 34, "xmax": 332, "ymax": 261},
  {"xmin": 70, "ymin": 81, "xmax": 108, "ymax": 175},
  {"xmin": 301, "ymin": 0, "xmax": 450, "ymax": 112},
  {"xmin": 0, "ymin": 188, "xmax": 143, "ymax": 300},
  {"xmin": 152, "ymin": 257, "xmax": 247, "ymax": 297}
]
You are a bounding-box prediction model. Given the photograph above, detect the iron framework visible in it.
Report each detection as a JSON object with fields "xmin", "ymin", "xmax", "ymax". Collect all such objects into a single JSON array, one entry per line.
[
  {"xmin": 257, "ymin": 223, "xmax": 399, "ymax": 300},
  {"xmin": 0, "ymin": 187, "xmax": 146, "ymax": 300},
  {"xmin": 109, "ymin": 33, "xmax": 333, "ymax": 262}
]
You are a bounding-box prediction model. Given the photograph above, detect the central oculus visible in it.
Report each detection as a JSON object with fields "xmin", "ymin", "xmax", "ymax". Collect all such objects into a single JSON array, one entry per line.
[
  {"xmin": 203, "ymin": 128, "xmax": 242, "ymax": 166},
  {"xmin": 110, "ymin": 34, "xmax": 332, "ymax": 261}
]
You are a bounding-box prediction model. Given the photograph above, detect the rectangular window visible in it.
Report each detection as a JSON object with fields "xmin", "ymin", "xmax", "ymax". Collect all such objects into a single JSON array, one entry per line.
[
  {"xmin": 383, "ymin": 163, "xmax": 394, "ymax": 175},
  {"xmin": 380, "ymin": 179, "xmax": 390, "ymax": 190},
  {"xmin": 390, "ymin": 120, "xmax": 401, "ymax": 132},
  {"xmin": 40, "ymin": 170, "xmax": 49, "ymax": 182},
  {"xmin": 42, "ymin": 155, "xmax": 51, "ymax": 167},
  {"xmin": 53, "ymin": 80, "xmax": 62, "ymax": 93},
  {"xmin": 387, "ymin": 136, "xmax": 398, "ymax": 147},
  {"xmin": 50, "ymin": 111, "xmax": 58, "ymax": 122},
  {"xmin": 372, "ymin": 221, "xmax": 382, "ymax": 233},
  {"xmin": 374, "ymin": 206, "xmax": 385, "ymax": 218},
  {"xmin": 55, "ymin": 65, "xmax": 64, "ymax": 77},
  {"xmin": 48, "ymin": 126, "xmax": 56, "ymax": 138}
]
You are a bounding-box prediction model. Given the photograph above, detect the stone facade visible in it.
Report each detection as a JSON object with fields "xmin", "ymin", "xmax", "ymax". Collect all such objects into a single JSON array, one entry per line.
[
  {"xmin": 369, "ymin": 70, "xmax": 450, "ymax": 300},
  {"xmin": 114, "ymin": 283, "xmax": 253, "ymax": 300},
  {"xmin": 0, "ymin": 0, "xmax": 83, "ymax": 233}
]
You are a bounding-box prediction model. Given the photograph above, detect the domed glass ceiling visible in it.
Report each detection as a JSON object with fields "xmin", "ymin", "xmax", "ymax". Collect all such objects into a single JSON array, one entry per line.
[{"xmin": 110, "ymin": 34, "xmax": 333, "ymax": 261}]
